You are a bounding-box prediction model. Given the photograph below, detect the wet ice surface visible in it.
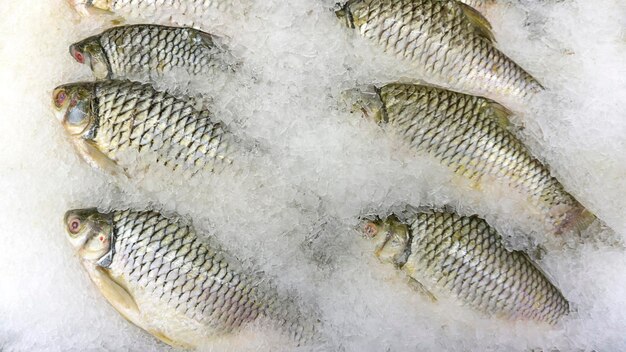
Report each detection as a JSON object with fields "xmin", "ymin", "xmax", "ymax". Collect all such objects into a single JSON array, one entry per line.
[{"xmin": 1, "ymin": 0, "xmax": 626, "ymax": 350}]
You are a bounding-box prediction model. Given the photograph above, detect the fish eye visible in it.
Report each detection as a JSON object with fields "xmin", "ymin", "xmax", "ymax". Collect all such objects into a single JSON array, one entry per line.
[
  {"xmin": 364, "ymin": 222, "xmax": 378, "ymax": 238},
  {"xmin": 74, "ymin": 50, "xmax": 85, "ymax": 64},
  {"xmin": 54, "ymin": 90, "xmax": 67, "ymax": 107},
  {"xmin": 68, "ymin": 218, "xmax": 81, "ymax": 234}
]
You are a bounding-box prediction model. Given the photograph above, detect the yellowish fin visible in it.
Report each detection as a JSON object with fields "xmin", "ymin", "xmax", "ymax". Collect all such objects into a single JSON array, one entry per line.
[
  {"xmin": 457, "ymin": 2, "xmax": 495, "ymax": 43},
  {"xmin": 407, "ymin": 277, "xmax": 438, "ymax": 303},
  {"xmin": 91, "ymin": 266, "xmax": 140, "ymax": 321},
  {"xmin": 482, "ymin": 100, "xmax": 513, "ymax": 130},
  {"xmin": 74, "ymin": 139, "xmax": 127, "ymax": 177},
  {"xmin": 557, "ymin": 207, "xmax": 597, "ymax": 236},
  {"xmin": 148, "ymin": 328, "xmax": 195, "ymax": 349}
]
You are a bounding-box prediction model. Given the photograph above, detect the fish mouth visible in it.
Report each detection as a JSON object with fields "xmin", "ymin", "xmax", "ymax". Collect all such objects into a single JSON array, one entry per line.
[
  {"xmin": 67, "ymin": 0, "xmax": 91, "ymax": 16},
  {"xmin": 69, "ymin": 44, "xmax": 84, "ymax": 64},
  {"xmin": 334, "ymin": 2, "xmax": 355, "ymax": 28},
  {"xmin": 67, "ymin": 0, "xmax": 112, "ymax": 16}
]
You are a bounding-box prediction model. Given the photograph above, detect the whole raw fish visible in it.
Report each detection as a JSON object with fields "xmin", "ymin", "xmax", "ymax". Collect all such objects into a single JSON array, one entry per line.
[
  {"xmin": 68, "ymin": 0, "xmax": 234, "ymax": 18},
  {"xmin": 52, "ymin": 80, "xmax": 237, "ymax": 177},
  {"xmin": 64, "ymin": 208, "xmax": 320, "ymax": 347},
  {"xmin": 70, "ymin": 24, "xmax": 236, "ymax": 80},
  {"xmin": 361, "ymin": 209, "xmax": 569, "ymax": 324}
]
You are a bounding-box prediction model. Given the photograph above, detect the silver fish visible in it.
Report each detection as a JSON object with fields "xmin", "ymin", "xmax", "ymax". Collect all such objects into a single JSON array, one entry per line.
[
  {"xmin": 64, "ymin": 208, "xmax": 320, "ymax": 348},
  {"xmin": 68, "ymin": 0, "xmax": 234, "ymax": 18},
  {"xmin": 336, "ymin": 0, "xmax": 542, "ymax": 108},
  {"xmin": 344, "ymin": 83, "xmax": 595, "ymax": 236},
  {"xmin": 362, "ymin": 210, "xmax": 570, "ymax": 324},
  {"xmin": 52, "ymin": 80, "xmax": 237, "ymax": 177},
  {"xmin": 70, "ymin": 24, "xmax": 236, "ymax": 80}
]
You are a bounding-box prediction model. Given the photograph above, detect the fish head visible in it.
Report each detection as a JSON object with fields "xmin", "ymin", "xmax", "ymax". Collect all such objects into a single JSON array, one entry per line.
[
  {"xmin": 64, "ymin": 208, "xmax": 114, "ymax": 263},
  {"xmin": 52, "ymin": 83, "xmax": 97, "ymax": 138},
  {"xmin": 361, "ymin": 215, "xmax": 410, "ymax": 264},
  {"xmin": 335, "ymin": 1, "xmax": 368, "ymax": 28},
  {"xmin": 70, "ymin": 37, "xmax": 111, "ymax": 79},
  {"xmin": 67, "ymin": 0, "xmax": 113, "ymax": 16},
  {"xmin": 341, "ymin": 85, "xmax": 386, "ymax": 124}
]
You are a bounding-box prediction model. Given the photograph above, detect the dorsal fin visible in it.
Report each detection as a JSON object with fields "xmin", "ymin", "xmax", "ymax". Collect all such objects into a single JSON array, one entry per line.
[
  {"xmin": 457, "ymin": 2, "xmax": 496, "ymax": 43},
  {"xmin": 481, "ymin": 99, "xmax": 513, "ymax": 129}
]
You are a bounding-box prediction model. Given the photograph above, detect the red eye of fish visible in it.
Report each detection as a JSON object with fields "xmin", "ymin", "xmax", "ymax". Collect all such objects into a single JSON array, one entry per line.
[
  {"xmin": 55, "ymin": 90, "xmax": 67, "ymax": 107},
  {"xmin": 364, "ymin": 223, "xmax": 378, "ymax": 238},
  {"xmin": 69, "ymin": 219, "xmax": 81, "ymax": 234},
  {"xmin": 99, "ymin": 235, "xmax": 105, "ymax": 243},
  {"xmin": 74, "ymin": 51, "xmax": 85, "ymax": 64}
]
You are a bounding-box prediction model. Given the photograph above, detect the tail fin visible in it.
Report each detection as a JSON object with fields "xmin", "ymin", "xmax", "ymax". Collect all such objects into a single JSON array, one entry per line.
[{"xmin": 557, "ymin": 206, "xmax": 596, "ymax": 236}]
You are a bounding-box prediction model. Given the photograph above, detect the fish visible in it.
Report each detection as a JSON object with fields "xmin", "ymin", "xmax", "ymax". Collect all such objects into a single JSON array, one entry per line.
[
  {"xmin": 361, "ymin": 209, "xmax": 570, "ymax": 324},
  {"xmin": 52, "ymin": 80, "xmax": 237, "ymax": 177},
  {"xmin": 458, "ymin": 0, "xmax": 494, "ymax": 10},
  {"xmin": 63, "ymin": 208, "xmax": 320, "ymax": 347},
  {"xmin": 70, "ymin": 24, "xmax": 236, "ymax": 80},
  {"xmin": 335, "ymin": 0, "xmax": 542, "ymax": 108},
  {"xmin": 343, "ymin": 83, "xmax": 595, "ymax": 236},
  {"xmin": 68, "ymin": 0, "xmax": 233, "ymax": 19}
]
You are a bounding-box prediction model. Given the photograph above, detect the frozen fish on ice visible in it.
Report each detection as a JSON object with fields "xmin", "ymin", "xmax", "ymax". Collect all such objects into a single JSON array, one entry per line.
[
  {"xmin": 52, "ymin": 80, "xmax": 238, "ymax": 178},
  {"xmin": 336, "ymin": 0, "xmax": 542, "ymax": 108},
  {"xmin": 63, "ymin": 208, "xmax": 320, "ymax": 348},
  {"xmin": 343, "ymin": 83, "xmax": 595, "ymax": 236},
  {"xmin": 70, "ymin": 24, "xmax": 237, "ymax": 80},
  {"xmin": 361, "ymin": 209, "xmax": 570, "ymax": 324},
  {"xmin": 68, "ymin": 0, "xmax": 236, "ymax": 19}
]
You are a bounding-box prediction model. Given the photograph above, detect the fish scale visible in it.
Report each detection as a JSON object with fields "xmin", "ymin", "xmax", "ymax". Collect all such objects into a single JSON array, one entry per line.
[
  {"xmin": 375, "ymin": 83, "xmax": 592, "ymax": 234},
  {"xmin": 101, "ymin": 209, "xmax": 319, "ymax": 342},
  {"xmin": 86, "ymin": 80, "xmax": 236, "ymax": 175},
  {"xmin": 405, "ymin": 212, "xmax": 569, "ymax": 323},
  {"xmin": 337, "ymin": 0, "xmax": 541, "ymax": 107}
]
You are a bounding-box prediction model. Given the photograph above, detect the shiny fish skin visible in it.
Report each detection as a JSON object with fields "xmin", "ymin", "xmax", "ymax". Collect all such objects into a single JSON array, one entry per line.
[
  {"xmin": 64, "ymin": 208, "xmax": 319, "ymax": 347},
  {"xmin": 70, "ymin": 25, "xmax": 235, "ymax": 80},
  {"xmin": 69, "ymin": 0, "xmax": 233, "ymax": 18},
  {"xmin": 336, "ymin": 0, "xmax": 541, "ymax": 107},
  {"xmin": 345, "ymin": 83, "xmax": 594, "ymax": 235},
  {"xmin": 363, "ymin": 211, "xmax": 569, "ymax": 324},
  {"xmin": 52, "ymin": 80, "xmax": 236, "ymax": 177}
]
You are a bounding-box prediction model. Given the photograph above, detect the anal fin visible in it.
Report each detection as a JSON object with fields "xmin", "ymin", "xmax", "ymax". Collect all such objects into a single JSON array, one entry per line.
[{"xmin": 407, "ymin": 277, "xmax": 437, "ymax": 303}]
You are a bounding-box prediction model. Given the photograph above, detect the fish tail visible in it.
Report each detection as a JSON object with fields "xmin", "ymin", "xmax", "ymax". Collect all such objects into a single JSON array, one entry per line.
[{"xmin": 556, "ymin": 206, "xmax": 596, "ymax": 236}]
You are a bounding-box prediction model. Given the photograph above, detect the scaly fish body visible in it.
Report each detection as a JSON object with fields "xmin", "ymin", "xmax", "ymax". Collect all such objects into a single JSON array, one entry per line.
[
  {"xmin": 63, "ymin": 208, "xmax": 319, "ymax": 347},
  {"xmin": 52, "ymin": 80, "xmax": 236, "ymax": 177},
  {"xmin": 336, "ymin": 0, "xmax": 541, "ymax": 107},
  {"xmin": 68, "ymin": 0, "xmax": 233, "ymax": 18},
  {"xmin": 362, "ymin": 211, "xmax": 569, "ymax": 324},
  {"xmin": 344, "ymin": 83, "xmax": 594, "ymax": 235},
  {"xmin": 70, "ymin": 25, "xmax": 236, "ymax": 80}
]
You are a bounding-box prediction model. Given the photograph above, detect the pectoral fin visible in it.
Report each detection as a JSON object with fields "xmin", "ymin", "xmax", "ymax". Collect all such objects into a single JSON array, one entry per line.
[
  {"xmin": 407, "ymin": 277, "xmax": 437, "ymax": 303},
  {"xmin": 91, "ymin": 266, "xmax": 140, "ymax": 321},
  {"xmin": 74, "ymin": 140, "xmax": 127, "ymax": 177},
  {"xmin": 148, "ymin": 329, "xmax": 195, "ymax": 349}
]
